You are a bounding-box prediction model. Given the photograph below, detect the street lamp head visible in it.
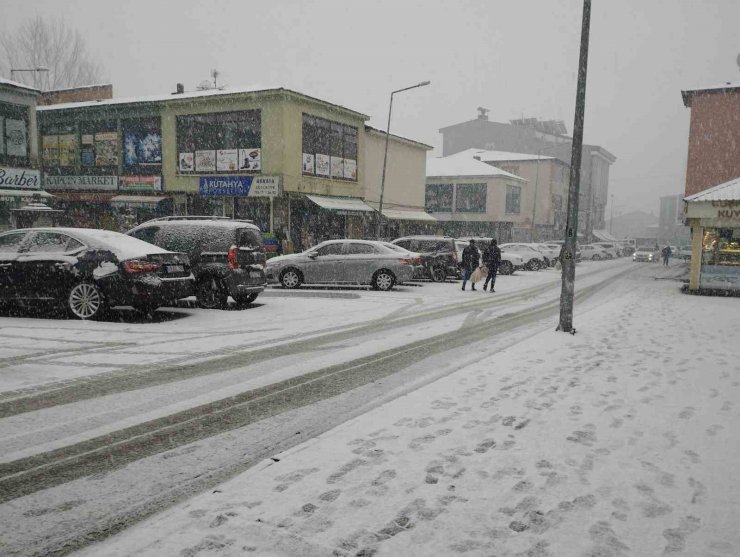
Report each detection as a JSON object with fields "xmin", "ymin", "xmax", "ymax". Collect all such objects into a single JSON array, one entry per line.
[{"xmin": 418, "ymin": 80, "xmax": 431, "ymax": 87}]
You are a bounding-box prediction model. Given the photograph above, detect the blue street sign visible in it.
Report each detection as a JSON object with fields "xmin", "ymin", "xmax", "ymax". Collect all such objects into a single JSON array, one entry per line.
[{"xmin": 199, "ymin": 176, "xmax": 254, "ymax": 196}]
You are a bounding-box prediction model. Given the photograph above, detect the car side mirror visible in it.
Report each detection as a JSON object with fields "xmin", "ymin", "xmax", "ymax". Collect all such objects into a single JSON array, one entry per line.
[{"xmin": 308, "ymin": 251, "xmax": 319, "ymax": 258}]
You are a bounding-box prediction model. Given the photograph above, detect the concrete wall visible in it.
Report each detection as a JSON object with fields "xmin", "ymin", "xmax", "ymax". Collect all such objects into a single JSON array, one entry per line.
[
  {"xmin": 38, "ymin": 85, "xmax": 113, "ymax": 106},
  {"xmin": 363, "ymin": 129, "xmax": 428, "ymax": 209},
  {"xmin": 685, "ymin": 90, "xmax": 740, "ymax": 197}
]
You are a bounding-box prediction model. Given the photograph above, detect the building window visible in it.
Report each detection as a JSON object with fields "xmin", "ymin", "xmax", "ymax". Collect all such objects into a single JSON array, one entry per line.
[
  {"xmin": 0, "ymin": 101, "xmax": 30, "ymax": 167},
  {"xmin": 176, "ymin": 110, "xmax": 261, "ymax": 173},
  {"xmin": 506, "ymin": 184, "xmax": 521, "ymax": 214},
  {"xmin": 302, "ymin": 114, "xmax": 357, "ymax": 181},
  {"xmin": 79, "ymin": 120, "xmax": 117, "ymax": 173},
  {"xmin": 425, "ymin": 183, "xmax": 453, "ymax": 212},
  {"xmin": 122, "ymin": 118, "xmax": 162, "ymax": 175},
  {"xmin": 41, "ymin": 123, "xmax": 78, "ymax": 175},
  {"xmin": 455, "ymin": 183, "xmax": 486, "ymax": 213}
]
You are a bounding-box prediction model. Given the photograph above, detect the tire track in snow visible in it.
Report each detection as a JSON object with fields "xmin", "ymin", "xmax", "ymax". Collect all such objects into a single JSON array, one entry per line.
[{"xmin": 0, "ymin": 267, "xmax": 633, "ymax": 504}]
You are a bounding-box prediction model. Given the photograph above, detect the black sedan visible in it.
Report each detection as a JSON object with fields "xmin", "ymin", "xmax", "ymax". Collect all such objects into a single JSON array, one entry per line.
[{"xmin": 0, "ymin": 228, "xmax": 195, "ymax": 319}]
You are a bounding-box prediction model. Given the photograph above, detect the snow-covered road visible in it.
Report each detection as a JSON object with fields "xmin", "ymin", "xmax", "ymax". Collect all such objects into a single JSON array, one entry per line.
[{"xmin": 2, "ymin": 259, "xmax": 727, "ymax": 557}]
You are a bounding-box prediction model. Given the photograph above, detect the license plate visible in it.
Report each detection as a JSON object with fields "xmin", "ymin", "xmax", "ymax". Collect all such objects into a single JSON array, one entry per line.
[
  {"xmin": 167, "ymin": 265, "xmax": 185, "ymax": 273},
  {"xmin": 249, "ymin": 271, "xmax": 262, "ymax": 278}
]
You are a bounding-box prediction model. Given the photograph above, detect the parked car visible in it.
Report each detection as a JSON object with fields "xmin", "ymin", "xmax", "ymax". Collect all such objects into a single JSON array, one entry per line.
[
  {"xmin": 632, "ymin": 247, "xmax": 660, "ymax": 262},
  {"xmin": 391, "ymin": 236, "xmax": 459, "ymax": 281},
  {"xmin": 381, "ymin": 241, "xmax": 424, "ymax": 276},
  {"xmin": 128, "ymin": 216, "xmax": 266, "ymax": 309},
  {"xmin": 457, "ymin": 237, "xmax": 522, "ymax": 275},
  {"xmin": 265, "ymin": 239, "xmax": 415, "ymax": 290},
  {"xmin": 528, "ymin": 243, "xmax": 560, "ymax": 266},
  {"xmin": 592, "ymin": 242, "xmax": 621, "ymax": 259},
  {"xmin": 676, "ymin": 245, "xmax": 692, "ymax": 260},
  {"xmin": 0, "ymin": 227, "xmax": 194, "ymax": 319},
  {"xmin": 579, "ymin": 244, "xmax": 610, "ymax": 260},
  {"xmin": 543, "ymin": 241, "xmax": 582, "ymax": 263},
  {"xmin": 498, "ymin": 243, "xmax": 547, "ymax": 271}
]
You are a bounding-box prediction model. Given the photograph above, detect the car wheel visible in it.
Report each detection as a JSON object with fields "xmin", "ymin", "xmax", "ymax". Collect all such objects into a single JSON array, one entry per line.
[
  {"xmin": 197, "ymin": 276, "xmax": 228, "ymax": 309},
  {"xmin": 234, "ymin": 293, "xmax": 258, "ymax": 307},
  {"xmin": 429, "ymin": 265, "xmax": 446, "ymax": 282},
  {"xmin": 280, "ymin": 268, "xmax": 303, "ymax": 289},
  {"xmin": 67, "ymin": 282, "xmax": 106, "ymax": 320},
  {"xmin": 499, "ymin": 261, "xmax": 514, "ymax": 275},
  {"xmin": 372, "ymin": 270, "xmax": 396, "ymax": 291},
  {"xmin": 526, "ymin": 259, "xmax": 540, "ymax": 271}
]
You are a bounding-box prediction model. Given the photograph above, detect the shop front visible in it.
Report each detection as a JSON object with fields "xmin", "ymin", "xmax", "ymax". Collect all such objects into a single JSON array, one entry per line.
[
  {"xmin": 288, "ymin": 194, "xmax": 374, "ymax": 251},
  {"xmin": 685, "ymin": 178, "xmax": 740, "ymax": 293}
]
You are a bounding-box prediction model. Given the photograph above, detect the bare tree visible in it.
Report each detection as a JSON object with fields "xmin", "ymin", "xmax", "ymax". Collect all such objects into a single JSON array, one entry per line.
[{"xmin": 0, "ymin": 16, "xmax": 105, "ymax": 90}]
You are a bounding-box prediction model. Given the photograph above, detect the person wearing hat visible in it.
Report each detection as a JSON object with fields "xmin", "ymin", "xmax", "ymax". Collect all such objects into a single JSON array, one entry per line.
[{"xmin": 461, "ymin": 239, "xmax": 480, "ymax": 291}]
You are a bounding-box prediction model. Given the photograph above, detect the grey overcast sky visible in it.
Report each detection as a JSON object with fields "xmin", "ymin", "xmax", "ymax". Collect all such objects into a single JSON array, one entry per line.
[{"xmin": 4, "ymin": 0, "xmax": 739, "ymax": 215}]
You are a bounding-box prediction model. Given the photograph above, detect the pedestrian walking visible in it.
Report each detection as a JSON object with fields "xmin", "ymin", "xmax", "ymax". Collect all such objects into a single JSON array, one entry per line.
[
  {"xmin": 482, "ymin": 239, "xmax": 502, "ymax": 292},
  {"xmin": 661, "ymin": 245, "xmax": 672, "ymax": 266},
  {"xmin": 461, "ymin": 239, "xmax": 480, "ymax": 291}
]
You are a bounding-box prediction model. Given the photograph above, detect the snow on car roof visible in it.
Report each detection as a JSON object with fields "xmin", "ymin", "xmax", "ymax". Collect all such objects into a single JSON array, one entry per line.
[
  {"xmin": 133, "ymin": 219, "xmax": 261, "ymax": 231},
  {"xmin": 33, "ymin": 228, "xmax": 171, "ymax": 260}
]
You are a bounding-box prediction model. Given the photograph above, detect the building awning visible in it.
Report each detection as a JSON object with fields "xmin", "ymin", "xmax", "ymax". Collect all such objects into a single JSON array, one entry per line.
[
  {"xmin": 304, "ymin": 194, "xmax": 375, "ymax": 213},
  {"xmin": 52, "ymin": 192, "xmax": 116, "ymax": 202},
  {"xmin": 382, "ymin": 208, "xmax": 437, "ymax": 222},
  {"xmin": 592, "ymin": 229, "xmax": 620, "ymax": 242},
  {"xmin": 0, "ymin": 189, "xmax": 53, "ymax": 199},
  {"xmin": 109, "ymin": 195, "xmax": 169, "ymax": 207}
]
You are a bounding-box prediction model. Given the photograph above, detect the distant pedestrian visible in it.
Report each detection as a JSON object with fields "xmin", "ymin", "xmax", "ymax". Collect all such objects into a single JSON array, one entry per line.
[
  {"xmin": 661, "ymin": 245, "xmax": 672, "ymax": 266},
  {"xmin": 482, "ymin": 239, "xmax": 502, "ymax": 292},
  {"xmin": 461, "ymin": 239, "xmax": 480, "ymax": 291}
]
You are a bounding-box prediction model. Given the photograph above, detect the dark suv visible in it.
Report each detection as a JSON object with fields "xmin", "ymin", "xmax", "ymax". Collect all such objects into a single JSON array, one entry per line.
[
  {"xmin": 391, "ymin": 235, "xmax": 459, "ymax": 281},
  {"xmin": 128, "ymin": 216, "xmax": 267, "ymax": 308}
]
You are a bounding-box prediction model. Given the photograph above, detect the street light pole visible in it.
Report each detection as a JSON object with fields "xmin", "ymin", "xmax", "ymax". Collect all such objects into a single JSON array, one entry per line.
[
  {"xmin": 609, "ymin": 194, "xmax": 614, "ymax": 235},
  {"xmin": 376, "ymin": 80, "xmax": 430, "ymax": 240},
  {"xmin": 557, "ymin": 0, "xmax": 591, "ymax": 334},
  {"xmin": 531, "ymin": 149, "xmax": 541, "ymax": 242}
]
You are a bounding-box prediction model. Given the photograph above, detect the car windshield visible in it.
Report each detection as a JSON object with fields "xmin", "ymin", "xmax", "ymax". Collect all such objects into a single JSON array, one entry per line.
[{"xmin": 2, "ymin": 3, "xmax": 731, "ymax": 555}]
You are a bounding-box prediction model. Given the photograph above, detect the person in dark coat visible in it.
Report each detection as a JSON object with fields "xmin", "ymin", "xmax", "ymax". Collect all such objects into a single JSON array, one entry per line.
[
  {"xmin": 461, "ymin": 239, "xmax": 480, "ymax": 291},
  {"xmin": 482, "ymin": 239, "xmax": 502, "ymax": 292},
  {"xmin": 661, "ymin": 245, "xmax": 672, "ymax": 266}
]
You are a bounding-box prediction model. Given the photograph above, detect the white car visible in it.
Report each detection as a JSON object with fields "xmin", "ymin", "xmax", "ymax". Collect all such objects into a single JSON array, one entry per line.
[
  {"xmin": 456, "ymin": 238, "xmax": 524, "ymax": 275},
  {"xmin": 591, "ymin": 242, "xmax": 621, "ymax": 259},
  {"xmin": 498, "ymin": 243, "xmax": 547, "ymax": 271},
  {"xmin": 529, "ymin": 243, "xmax": 560, "ymax": 266},
  {"xmin": 579, "ymin": 244, "xmax": 609, "ymax": 260}
]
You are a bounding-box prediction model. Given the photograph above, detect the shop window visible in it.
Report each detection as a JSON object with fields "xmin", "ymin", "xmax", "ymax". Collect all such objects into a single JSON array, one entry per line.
[
  {"xmin": 79, "ymin": 120, "xmax": 117, "ymax": 173},
  {"xmin": 41, "ymin": 123, "xmax": 78, "ymax": 175},
  {"xmin": 122, "ymin": 118, "xmax": 162, "ymax": 175},
  {"xmin": 302, "ymin": 114, "xmax": 357, "ymax": 181},
  {"xmin": 1, "ymin": 101, "xmax": 30, "ymax": 167},
  {"xmin": 176, "ymin": 110, "xmax": 261, "ymax": 174},
  {"xmin": 425, "ymin": 183, "xmax": 453, "ymax": 212},
  {"xmin": 455, "ymin": 183, "xmax": 487, "ymax": 213},
  {"xmin": 702, "ymin": 228, "xmax": 740, "ymax": 266},
  {"xmin": 506, "ymin": 185, "xmax": 521, "ymax": 214}
]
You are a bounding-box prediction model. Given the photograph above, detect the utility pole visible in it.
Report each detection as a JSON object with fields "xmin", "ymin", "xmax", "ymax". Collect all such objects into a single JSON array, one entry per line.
[{"xmin": 557, "ymin": 0, "xmax": 591, "ymax": 334}]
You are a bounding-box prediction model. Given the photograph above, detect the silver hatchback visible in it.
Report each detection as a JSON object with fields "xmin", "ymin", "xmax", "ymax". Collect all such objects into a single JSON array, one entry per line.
[{"xmin": 265, "ymin": 239, "xmax": 416, "ymax": 290}]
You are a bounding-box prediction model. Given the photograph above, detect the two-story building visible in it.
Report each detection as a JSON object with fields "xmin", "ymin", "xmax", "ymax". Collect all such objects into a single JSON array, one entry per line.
[
  {"xmin": 425, "ymin": 151, "xmax": 529, "ymax": 241},
  {"xmin": 682, "ymin": 82, "xmax": 740, "ymax": 292},
  {"xmin": 37, "ymin": 85, "xmax": 432, "ymax": 249}
]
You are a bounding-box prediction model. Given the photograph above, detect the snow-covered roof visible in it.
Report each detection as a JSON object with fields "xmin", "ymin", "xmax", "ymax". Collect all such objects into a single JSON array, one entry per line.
[
  {"xmin": 461, "ymin": 148, "xmax": 556, "ymax": 163},
  {"xmin": 0, "ymin": 76, "xmax": 40, "ymax": 93},
  {"xmin": 426, "ymin": 151, "xmax": 526, "ymax": 181},
  {"xmin": 34, "ymin": 227, "xmax": 171, "ymax": 260},
  {"xmin": 685, "ymin": 177, "xmax": 740, "ymax": 202},
  {"xmin": 37, "ymin": 85, "xmax": 370, "ymax": 119},
  {"xmin": 682, "ymin": 83, "xmax": 740, "ymax": 107},
  {"xmin": 365, "ymin": 126, "xmax": 433, "ymax": 150}
]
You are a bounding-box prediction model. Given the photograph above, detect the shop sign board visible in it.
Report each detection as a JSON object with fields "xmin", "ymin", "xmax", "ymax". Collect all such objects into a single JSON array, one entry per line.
[
  {"xmin": 0, "ymin": 166, "xmax": 41, "ymax": 189},
  {"xmin": 119, "ymin": 176, "xmax": 163, "ymax": 192},
  {"xmin": 44, "ymin": 175, "xmax": 118, "ymax": 191},
  {"xmin": 199, "ymin": 175, "xmax": 280, "ymax": 197}
]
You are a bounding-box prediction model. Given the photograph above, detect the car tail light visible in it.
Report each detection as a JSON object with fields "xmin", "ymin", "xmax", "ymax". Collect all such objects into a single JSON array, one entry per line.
[
  {"xmin": 228, "ymin": 245, "xmax": 238, "ymax": 269},
  {"xmin": 124, "ymin": 259, "xmax": 161, "ymax": 273}
]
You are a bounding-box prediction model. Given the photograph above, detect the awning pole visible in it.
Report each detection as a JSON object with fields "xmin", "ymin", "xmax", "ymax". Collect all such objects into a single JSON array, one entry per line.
[{"xmin": 270, "ymin": 196, "xmax": 274, "ymax": 233}]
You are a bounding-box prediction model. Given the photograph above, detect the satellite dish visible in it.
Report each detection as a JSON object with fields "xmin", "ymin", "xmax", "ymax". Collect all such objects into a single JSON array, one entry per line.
[{"xmin": 196, "ymin": 79, "xmax": 212, "ymax": 91}]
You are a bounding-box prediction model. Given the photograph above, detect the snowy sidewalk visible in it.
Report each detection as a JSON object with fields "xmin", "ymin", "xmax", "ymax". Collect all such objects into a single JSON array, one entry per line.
[{"xmin": 78, "ymin": 277, "xmax": 739, "ymax": 557}]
